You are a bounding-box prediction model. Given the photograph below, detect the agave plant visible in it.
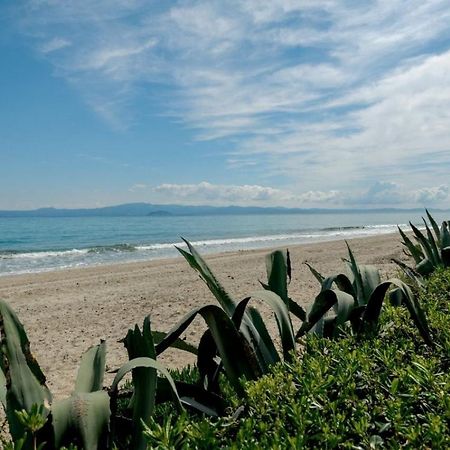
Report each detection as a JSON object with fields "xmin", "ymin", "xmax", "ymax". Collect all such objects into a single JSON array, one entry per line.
[
  {"xmin": 113, "ymin": 316, "xmax": 229, "ymax": 449},
  {"xmin": 0, "ymin": 300, "xmax": 182, "ymax": 450},
  {"xmin": 397, "ymin": 210, "xmax": 450, "ymax": 277},
  {"xmin": 302, "ymin": 243, "xmax": 433, "ymax": 345},
  {"xmin": 154, "ymin": 240, "xmax": 355, "ymax": 397},
  {"xmin": 152, "ymin": 240, "xmax": 299, "ymax": 395}
]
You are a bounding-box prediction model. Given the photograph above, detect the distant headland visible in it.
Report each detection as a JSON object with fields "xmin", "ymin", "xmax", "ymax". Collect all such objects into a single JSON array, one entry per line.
[{"xmin": 0, "ymin": 203, "xmax": 447, "ymax": 218}]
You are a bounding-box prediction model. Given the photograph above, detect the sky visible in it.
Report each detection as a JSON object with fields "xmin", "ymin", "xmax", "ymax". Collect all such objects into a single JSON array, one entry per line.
[{"xmin": 1, "ymin": 0, "xmax": 450, "ymax": 210}]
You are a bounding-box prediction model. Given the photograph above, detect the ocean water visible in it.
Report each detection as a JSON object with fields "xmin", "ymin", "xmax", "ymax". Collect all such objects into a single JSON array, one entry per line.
[{"xmin": 0, "ymin": 210, "xmax": 448, "ymax": 276}]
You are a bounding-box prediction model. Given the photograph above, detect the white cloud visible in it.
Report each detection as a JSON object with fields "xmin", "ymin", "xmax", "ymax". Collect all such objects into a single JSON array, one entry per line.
[
  {"xmin": 152, "ymin": 181, "xmax": 292, "ymax": 205},
  {"xmin": 14, "ymin": 0, "xmax": 450, "ymax": 207},
  {"xmin": 131, "ymin": 181, "xmax": 449, "ymax": 208},
  {"xmin": 39, "ymin": 37, "xmax": 71, "ymax": 53},
  {"xmin": 413, "ymin": 185, "xmax": 449, "ymax": 204},
  {"xmin": 344, "ymin": 182, "xmax": 450, "ymax": 207},
  {"xmin": 128, "ymin": 183, "xmax": 148, "ymax": 192}
]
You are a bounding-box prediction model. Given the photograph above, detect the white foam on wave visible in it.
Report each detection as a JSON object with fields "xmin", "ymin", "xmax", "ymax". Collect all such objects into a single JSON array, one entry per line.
[
  {"xmin": 136, "ymin": 223, "xmax": 403, "ymax": 251},
  {"xmin": 1, "ymin": 248, "xmax": 89, "ymax": 260},
  {"xmin": 0, "ymin": 222, "xmax": 408, "ymax": 276}
]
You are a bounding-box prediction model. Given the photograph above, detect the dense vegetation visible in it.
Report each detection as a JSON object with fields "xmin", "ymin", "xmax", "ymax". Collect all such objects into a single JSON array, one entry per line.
[
  {"xmin": 143, "ymin": 268, "xmax": 450, "ymax": 448},
  {"xmin": 0, "ymin": 212, "xmax": 449, "ymax": 449}
]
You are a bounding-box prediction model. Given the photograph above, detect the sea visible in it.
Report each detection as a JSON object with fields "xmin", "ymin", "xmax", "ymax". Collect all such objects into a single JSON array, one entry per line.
[{"xmin": 0, "ymin": 210, "xmax": 448, "ymax": 276}]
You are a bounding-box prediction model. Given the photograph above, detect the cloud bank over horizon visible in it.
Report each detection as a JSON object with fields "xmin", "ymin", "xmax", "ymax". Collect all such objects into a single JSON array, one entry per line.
[
  {"xmin": 3, "ymin": 0, "xmax": 450, "ymax": 209},
  {"xmin": 126, "ymin": 180, "xmax": 450, "ymax": 209}
]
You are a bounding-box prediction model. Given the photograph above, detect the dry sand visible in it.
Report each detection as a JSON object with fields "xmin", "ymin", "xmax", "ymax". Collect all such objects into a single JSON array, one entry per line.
[{"xmin": 0, "ymin": 233, "xmax": 407, "ymax": 399}]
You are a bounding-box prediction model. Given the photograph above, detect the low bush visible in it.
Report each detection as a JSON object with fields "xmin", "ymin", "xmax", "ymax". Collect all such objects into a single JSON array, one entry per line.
[{"xmin": 145, "ymin": 268, "xmax": 450, "ymax": 449}]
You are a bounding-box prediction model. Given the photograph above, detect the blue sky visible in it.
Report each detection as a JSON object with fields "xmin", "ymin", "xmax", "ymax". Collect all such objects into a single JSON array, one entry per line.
[{"xmin": 1, "ymin": 0, "xmax": 450, "ymax": 210}]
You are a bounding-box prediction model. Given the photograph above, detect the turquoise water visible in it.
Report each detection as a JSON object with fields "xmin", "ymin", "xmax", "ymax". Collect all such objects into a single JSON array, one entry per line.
[{"xmin": 0, "ymin": 211, "xmax": 448, "ymax": 275}]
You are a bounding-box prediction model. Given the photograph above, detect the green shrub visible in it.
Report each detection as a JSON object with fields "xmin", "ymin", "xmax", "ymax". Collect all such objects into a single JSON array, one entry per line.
[{"xmin": 145, "ymin": 269, "xmax": 450, "ymax": 449}]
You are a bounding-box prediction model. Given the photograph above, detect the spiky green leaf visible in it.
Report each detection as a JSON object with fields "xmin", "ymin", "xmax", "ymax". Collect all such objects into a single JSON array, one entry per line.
[
  {"xmin": 398, "ymin": 226, "xmax": 424, "ymax": 264},
  {"xmin": 152, "ymin": 331, "xmax": 198, "ymax": 356},
  {"xmin": 426, "ymin": 209, "xmax": 441, "ymax": 241},
  {"xmin": 0, "ymin": 300, "xmax": 52, "ymax": 443},
  {"xmin": 264, "ymin": 250, "xmax": 290, "ymax": 304},
  {"xmin": 111, "ymin": 357, "xmax": 181, "ymax": 410},
  {"xmin": 249, "ymin": 290, "xmax": 296, "ymax": 361},
  {"xmin": 155, "ymin": 305, "xmax": 259, "ymax": 394},
  {"xmin": 176, "ymin": 239, "xmax": 236, "ymax": 316},
  {"xmin": 305, "ymin": 262, "xmax": 325, "ymax": 284},
  {"xmin": 74, "ymin": 342, "xmax": 106, "ymax": 394},
  {"xmin": 52, "ymin": 391, "xmax": 110, "ymax": 450},
  {"xmin": 296, "ymin": 290, "xmax": 343, "ymax": 338},
  {"xmin": 410, "ymin": 222, "xmax": 437, "ymax": 266},
  {"xmin": 122, "ymin": 317, "xmax": 157, "ymax": 450}
]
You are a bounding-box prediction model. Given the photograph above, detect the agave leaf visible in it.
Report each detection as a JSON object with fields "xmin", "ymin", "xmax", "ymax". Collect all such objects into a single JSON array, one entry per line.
[
  {"xmin": 156, "ymin": 379, "xmax": 227, "ymax": 417},
  {"xmin": 441, "ymin": 221, "xmax": 450, "ymax": 248},
  {"xmin": 249, "ymin": 290, "xmax": 296, "ymax": 362},
  {"xmin": 398, "ymin": 226, "xmax": 424, "ymax": 264},
  {"xmin": 122, "ymin": 317, "xmax": 157, "ymax": 450},
  {"xmin": 177, "ymin": 240, "xmax": 276, "ymax": 373},
  {"xmin": 410, "ymin": 222, "xmax": 437, "ymax": 266},
  {"xmin": 111, "ymin": 357, "xmax": 181, "ymax": 410},
  {"xmin": 176, "ymin": 239, "xmax": 236, "ymax": 316},
  {"xmin": 0, "ymin": 368, "xmax": 6, "ymax": 408},
  {"xmin": 392, "ymin": 280, "xmax": 433, "ymax": 346},
  {"xmin": 287, "ymin": 298, "xmax": 307, "ymax": 321},
  {"xmin": 321, "ymin": 273, "xmax": 354, "ymax": 296},
  {"xmin": 259, "ymin": 274, "xmax": 306, "ymax": 321},
  {"xmin": 309, "ymin": 315, "xmax": 325, "ymax": 336},
  {"xmin": 348, "ymin": 305, "xmax": 365, "ymax": 332},
  {"xmin": 441, "ymin": 221, "xmax": 450, "ymax": 267},
  {"xmin": 426, "ymin": 210, "xmax": 441, "ymax": 242},
  {"xmin": 296, "ymin": 290, "xmax": 341, "ymax": 338},
  {"xmin": 155, "ymin": 305, "xmax": 259, "ymax": 394},
  {"xmin": 423, "ymin": 218, "xmax": 441, "ymax": 266},
  {"xmin": 333, "ymin": 290, "xmax": 357, "ymax": 331},
  {"xmin": 74, "ymin": 341, "xmax": 106, "ymax": 394},
  {"xmin": 416, "ymin": 258, "xmax": 434, "ymax": 276},
  {"xmin": 232, "ymin": 297, "xmax": 252, "ymax": 329},
  {"xmin": 358, "ymin": 265, "xmax": 381, "ymax": 305},
  {"xmin": 309, "ymin": 315, "xmax": 338, "ymax": 338},
  {"xmin": 0, "ymin": 300, "xmax": 52, "ymax": 442},
  {"xmin": 152, "ymin": 331, "xmax": 198, "ymax": 356},
  {"xmin": 244, "ymin": 306, "xmax": 280, "ymax": 370},
  {"xmin": 197, "ymin": 330, "xmax": 219, "ymax": 392},
  {"xmin": 345, "ymin": 243, "xmax": 366, "ymax": 304},
  {"xmin": 305, "ymin": 262, "xmax": 325, "ymax": 284},
  {"xmin": 264, "ymin": 250, "xmax": 290, "ymax": 303},
  {"xmin": 362, "ymin": 279, "xmax": 433, "ymax": 345},
  {"xmin": 322, "ymin": 316, "xmax": 339, "ymax": 338},
  {"xmin": 52, "ymin": 391, "xmax": 110, "ymax": 450},
  {"xmin": 389, "ymin": 287, "xmax": 404, "ymax": 307},
  {"xmin": 360, "ymin": 281, "xmax": 393, "ymax": 335},
  {"xmin": 391, "ymin": 258, "xmax": 424, "ymax": 288},
  {"xmin": 442, "ymin": 247, "xmax": 450, "ymax": 267}
]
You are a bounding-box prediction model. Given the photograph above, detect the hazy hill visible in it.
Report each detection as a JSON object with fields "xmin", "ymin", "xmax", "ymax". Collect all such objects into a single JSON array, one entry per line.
[{"xmin": 0, "ymin": 203, "xmax": 444, "ymax": 217}]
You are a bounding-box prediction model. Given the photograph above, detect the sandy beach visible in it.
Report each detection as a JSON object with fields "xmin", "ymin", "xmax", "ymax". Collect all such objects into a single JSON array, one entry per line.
[{"xmin": 0, "ymin": 232, "xmax": 407, "ymax": 399}]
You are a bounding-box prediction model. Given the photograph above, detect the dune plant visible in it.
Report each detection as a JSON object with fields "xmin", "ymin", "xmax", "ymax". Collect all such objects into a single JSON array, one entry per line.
[
  {"xmin": 153, "ymin": 240, "xmax": 296, "ymax": 395},
  {"xmin": 302, "ymin": 243, "xmax": 433, "ymax": 345},
  {"xmin": 0, "ymin": 301, "xmax": 183, "ymax": 450},
  {"xmin": 397, "ymin": 210, "xmax": 450, "ymax": 277},
  {"xmin": 154, "ymin": 240, "xmax": 356, "ymax": 398}
]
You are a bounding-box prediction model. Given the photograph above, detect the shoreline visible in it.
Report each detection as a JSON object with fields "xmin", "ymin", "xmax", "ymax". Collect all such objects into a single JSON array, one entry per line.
[
  {"xmin": 0, "ymin": 225, "xmax": 403, "ymax": 278},
  {"xmin": 0, "ymin": 232, "xmax": 407, "ymax": 398}
]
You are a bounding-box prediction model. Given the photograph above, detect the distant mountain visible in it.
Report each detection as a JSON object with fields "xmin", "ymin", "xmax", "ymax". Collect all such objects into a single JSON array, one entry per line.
[
  {"xmin": 147, "ymin": 210, "xmax": 173, "ymax": 217},
  {"xmin": 0, "ymin": 203, "xmax": 447, "ymax": 218}
]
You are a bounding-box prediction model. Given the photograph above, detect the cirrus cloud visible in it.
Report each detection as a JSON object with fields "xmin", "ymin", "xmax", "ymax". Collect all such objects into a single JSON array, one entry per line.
[{"xmin": 11, "ymin": 0, "xmax": 450, "ymax": 208}]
